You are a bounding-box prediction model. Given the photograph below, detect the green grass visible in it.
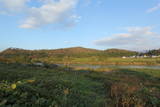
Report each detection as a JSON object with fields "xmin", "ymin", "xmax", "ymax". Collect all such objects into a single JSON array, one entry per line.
[
  {"xmin": 38, "ymin": 56, "xmax": 160, "ymax": 65},
  {"xmin": 0, "ymin": 63, "xmax": 160, "ymax": 107}
]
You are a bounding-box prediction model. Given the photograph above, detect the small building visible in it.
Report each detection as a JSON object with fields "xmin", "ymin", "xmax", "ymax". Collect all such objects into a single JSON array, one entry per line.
[
  {"xmin": 130, "ymin": 56, "xmax": 136, "ymax": 58},
  {"xmin": 143, "ymin": 55, "xmax": 147, "ymax": 58},
  {"xmin": 122, "ymin": 56, "xmax": 126, "ymax": 59},
  {"xmin": 151, "ymin": 55, "xmax": 158, "ymax": 58}
]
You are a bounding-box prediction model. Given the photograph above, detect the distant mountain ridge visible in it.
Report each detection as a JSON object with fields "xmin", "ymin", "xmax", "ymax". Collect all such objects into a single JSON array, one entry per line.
[
  {"xmin": 0, "ymin": 47, "xmax": 160, "ymax": 65},
  {"xmin": 2, "ymin": 47, "xmax": 160, "ymax": 58},
  {"xmin": 0, "ymin": 47, "xmax": 137, "ymax": 56},
  {"xmin": 1, "ymin": 47, "xmax": 135, "ymax": 53}
]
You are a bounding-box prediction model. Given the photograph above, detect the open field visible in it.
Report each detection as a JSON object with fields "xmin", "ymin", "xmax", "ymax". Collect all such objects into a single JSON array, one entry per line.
[
  {"xmin": 52, "ymin": 57, "xmax": 160, "ymax": 65},
  {"xmin": 0, "ymin": 63, "xmax": 160, "ymax": 107}
]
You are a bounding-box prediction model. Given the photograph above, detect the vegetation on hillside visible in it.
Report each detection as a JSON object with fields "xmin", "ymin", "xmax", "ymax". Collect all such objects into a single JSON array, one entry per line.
[
  {"xmin": 1, "ymin": 47, "xmax": 160, "ymax": 65},
  {"xmin": 0, "ymin": 47, "xmax": 140, "ymax": 65}
]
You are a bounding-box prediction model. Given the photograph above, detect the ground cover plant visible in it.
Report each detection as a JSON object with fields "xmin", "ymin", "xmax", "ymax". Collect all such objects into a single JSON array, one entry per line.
[{"xmin": 0, "ymin": 63, "xmax": 160, "ymax": 107}]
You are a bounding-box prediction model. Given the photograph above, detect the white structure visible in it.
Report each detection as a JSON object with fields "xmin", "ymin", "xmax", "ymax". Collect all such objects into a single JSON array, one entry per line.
[{"xmin": 122, "ymin": 56, "xmax": 126, "ymax": 59}]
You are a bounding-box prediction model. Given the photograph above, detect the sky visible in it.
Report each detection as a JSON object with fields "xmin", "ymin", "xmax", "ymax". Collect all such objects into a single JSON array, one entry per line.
[{"xmin": 0, "ymin": 0, "xmax": 160, "ymax": 51}]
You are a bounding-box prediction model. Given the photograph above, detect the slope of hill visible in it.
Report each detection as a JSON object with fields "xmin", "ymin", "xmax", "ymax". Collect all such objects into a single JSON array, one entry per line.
[
  {"xmin": 1, "ymin": 48, "xmax": 31, "ymax": 55},
  {"xmin": 104, "ymin": 49, "xmax": 138, "ymax": 57},
  {"xmin": 0, "ymin": 47, "xmax": 138, "ymax": 64},
  {"xmin": 0, "ymin": 47, "xmax": 137, "ymax": 57},
  {"xmin": 0, "ymin": 47, "xmax": 101, "ymax": 58},
  {"xmin": 1, "ymin": 47, "xmax": 100, "ymax": 54},
  {"xmin": 49, "ymin": 47, "xmax": 101, "ymax": 54}
]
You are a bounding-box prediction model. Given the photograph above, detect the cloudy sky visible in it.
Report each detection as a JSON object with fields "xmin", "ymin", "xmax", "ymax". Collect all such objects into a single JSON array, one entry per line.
[{"xmin": 0, "ymin": 0, "xmax": 160, "ymax": 51}]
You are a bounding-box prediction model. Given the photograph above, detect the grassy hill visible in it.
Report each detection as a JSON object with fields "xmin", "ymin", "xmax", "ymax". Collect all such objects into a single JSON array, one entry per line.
[
  {"xmin": 0, "ymin": 47, "xmax": 101, "ymax": 57},
  {"xmin": 0, "ymin": 47, "xmax": 137, "ymax": 57},
  {"xmin": 104, "ymin": 48, "xmax": 137, "ymax": 57},
  {"xmin": 1, "ymin": 47, "xmax": 160, "ymax": 65},
  {"xmin": 0, "ymin": 47, "xmax": 140, "ymax": 65}
]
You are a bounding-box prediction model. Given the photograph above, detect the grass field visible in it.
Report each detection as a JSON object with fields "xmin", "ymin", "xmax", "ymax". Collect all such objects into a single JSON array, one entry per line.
[
  {"xmin": 49, "ymin": 57, "xmax": 160, "ymax": 66},
  {"xmin": 0, "ymin": 63, "xmax": 160, "ymax": 107}
]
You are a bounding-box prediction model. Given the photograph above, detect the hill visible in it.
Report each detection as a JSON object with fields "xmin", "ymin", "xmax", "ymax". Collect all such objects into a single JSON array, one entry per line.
[
  {"xmin": 104, "ymin": 49, "xmax": 137, "ymax": 57},
  {"xmin": 49, "ymin": 47, "xmax": 101, "ymax": 54},
  {"xmin": 0, "ymin": 47, "xmax": 137, "ymax": 57},
  {"xmin": 0, "ymin": 47, "xmax": 138, "ymax": 64}
]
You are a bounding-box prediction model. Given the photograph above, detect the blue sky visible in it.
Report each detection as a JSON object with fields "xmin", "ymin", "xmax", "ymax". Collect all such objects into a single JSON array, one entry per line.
[{"xmin": 0, "ymin": 0, "xmax": 160, "ymax": 51}]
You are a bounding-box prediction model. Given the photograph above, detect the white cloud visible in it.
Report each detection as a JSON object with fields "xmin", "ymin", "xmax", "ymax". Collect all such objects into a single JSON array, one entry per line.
[
  {"xmin": 147, "ymin": 3, "xmax": 160, "ymax": 13},
  {"xmin": 94, "ymin": 27, "xmax": 160, "ymax": 51},
  {"xmin": 0, "ymin": 0, "xmax": 80, "ymax": 29},
  {"xmin": 20, "ymin": 0, "xmax": 79, "ymax": 28},
  {"xmin": 0, "ymin": 0, "xmax": 29, "ymax": 13}
]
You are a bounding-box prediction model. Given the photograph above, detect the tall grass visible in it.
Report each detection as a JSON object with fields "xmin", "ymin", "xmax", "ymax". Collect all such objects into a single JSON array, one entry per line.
[{"xmin": 0, "ymin": 63, "xmax": 160, "ymax": 107}]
